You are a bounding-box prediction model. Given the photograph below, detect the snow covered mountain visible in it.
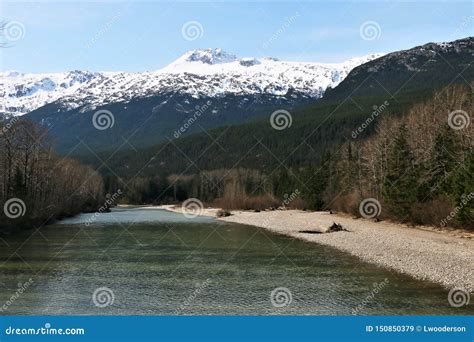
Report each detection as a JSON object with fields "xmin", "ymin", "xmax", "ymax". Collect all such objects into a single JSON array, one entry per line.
[{"xmin": 1, "ymin": 49, "xmax": 383, "ymax": 116}]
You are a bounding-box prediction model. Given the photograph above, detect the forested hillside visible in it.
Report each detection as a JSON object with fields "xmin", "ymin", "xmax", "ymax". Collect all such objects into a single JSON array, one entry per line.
[
  {"xmin": 0, "ymin": 120, "xmax": 104, "ymax": 229},
  {"xmin": 84, "ymin": 88, "xmax": 431, "ymax": 176},
  {"xmin": 25, "ymin": 92, "xmax": 316, "ymax": 154},
  {"xmin": 327, "ymin": 84, "xmax": 473, "ymax": 228}
]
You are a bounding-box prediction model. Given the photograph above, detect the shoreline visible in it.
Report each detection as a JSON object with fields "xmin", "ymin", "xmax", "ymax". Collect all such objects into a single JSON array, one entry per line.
[{"xmin": 155, "ymin": 205, "xmax": 474, "ymax": 292}]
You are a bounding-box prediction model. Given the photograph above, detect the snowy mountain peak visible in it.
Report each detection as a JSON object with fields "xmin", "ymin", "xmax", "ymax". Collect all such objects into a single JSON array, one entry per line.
[
  {"xmin": 239, "ymin": 57, "xmax": 261, "ymax": 67},
  {"xmin": 183, "ymin": 48, "xmax": 237, "ymax": 65}
]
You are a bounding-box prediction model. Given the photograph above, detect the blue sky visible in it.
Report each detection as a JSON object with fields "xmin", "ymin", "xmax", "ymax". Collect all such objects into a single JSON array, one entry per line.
[{"xmin": 1, "ymin": 0, "xmax": 473, "ymax": 73}]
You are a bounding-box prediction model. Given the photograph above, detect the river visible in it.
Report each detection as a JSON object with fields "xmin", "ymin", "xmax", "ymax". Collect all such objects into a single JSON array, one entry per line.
[{"xmin": 0, "ymin": 207, "xmax": 467, "ymax": 315}]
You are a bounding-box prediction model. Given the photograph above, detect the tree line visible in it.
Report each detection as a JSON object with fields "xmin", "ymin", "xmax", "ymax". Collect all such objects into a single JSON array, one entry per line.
[
  {"xmin": 324, "ymin": 84, "xmax": 473, "ymax": 228},
  {"xmin": 0, "ymin": 119, "xmax": 104, "ymax": 230}
]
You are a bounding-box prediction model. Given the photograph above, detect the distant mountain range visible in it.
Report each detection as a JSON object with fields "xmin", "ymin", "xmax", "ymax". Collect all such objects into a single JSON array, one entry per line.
[
  {"xmin": 2, "ymin": 49, "xmax": 382, "ymax": 116},
  {"xmin": 1, "ymin": 49, "xmax": 382, "ymax": 153},
  {"xmin": 2, "ymin": 38, "xmax": 472, "ymax": 157}
]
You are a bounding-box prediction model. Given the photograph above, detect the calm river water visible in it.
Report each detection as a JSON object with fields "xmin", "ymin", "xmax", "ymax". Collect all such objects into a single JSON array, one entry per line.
[{"xmin": 0, "ymin": 207, "xmax": 468, "ymax": 315}]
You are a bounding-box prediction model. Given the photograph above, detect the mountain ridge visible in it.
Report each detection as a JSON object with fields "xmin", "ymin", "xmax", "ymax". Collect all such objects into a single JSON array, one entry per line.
[
  {"xmin": 324, "ymin": 37, "xmax": 473, "ymax": 100},
  {"xmin": 1, "ymin": 49, "xmax": 383, "ymax": 116}
]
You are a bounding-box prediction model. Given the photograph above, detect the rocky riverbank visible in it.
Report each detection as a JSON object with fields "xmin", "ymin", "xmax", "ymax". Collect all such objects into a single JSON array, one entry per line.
[{"xmin": 158, "ymin": 205, "xmax": 474, "ymax": 292}]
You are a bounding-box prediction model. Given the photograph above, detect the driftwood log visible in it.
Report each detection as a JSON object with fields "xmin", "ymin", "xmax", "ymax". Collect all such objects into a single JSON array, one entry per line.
[
  {"xmin": 216, "ymin": 209, "xmax": 231, "ymax": 217},
  {"xmin": 299, "ymin": 222, "xmax": 348, "ymax": 234},
  {"xmin": 327, "ymin": 222, "xmax": 346, "ymax": 232}
]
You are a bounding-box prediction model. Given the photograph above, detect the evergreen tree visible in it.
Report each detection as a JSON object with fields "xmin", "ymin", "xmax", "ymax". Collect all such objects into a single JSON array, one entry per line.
[
  {"xmin": 451, "ymin": 152, "xmax": 474, "ymax": 227},
  {"xmin": 383, "ymin": 124, "xmax": 418, "ymax": 220},
  {"xmin": 304, "ymin": 152, "xmax": 331, "ymax": 210},
  {"xmin": 427, "ymin": 125, "xmax": 459, "ymax": 197}
]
